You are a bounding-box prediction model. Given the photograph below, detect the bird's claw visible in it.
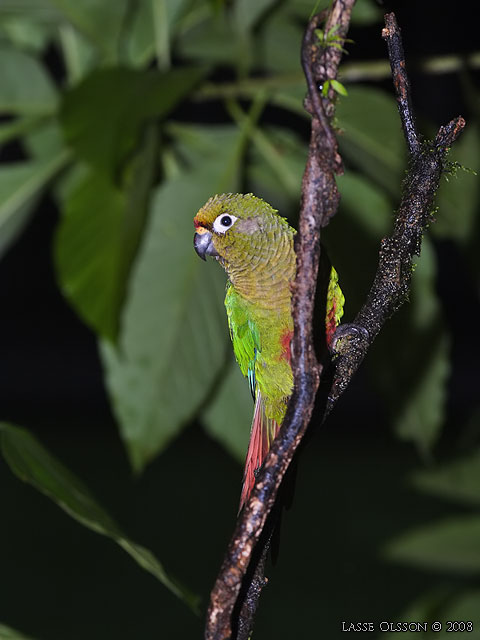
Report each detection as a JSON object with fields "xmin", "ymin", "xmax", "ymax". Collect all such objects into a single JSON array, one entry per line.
[{"xmin": 330, "ymin": 323, "xmax": 370, "ymax": 356}]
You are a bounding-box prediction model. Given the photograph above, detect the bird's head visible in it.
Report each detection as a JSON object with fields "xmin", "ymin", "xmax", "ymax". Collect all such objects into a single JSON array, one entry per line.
[{"xmin": 193, "ymin": 193, "xmax": 284, "ymax": 270}]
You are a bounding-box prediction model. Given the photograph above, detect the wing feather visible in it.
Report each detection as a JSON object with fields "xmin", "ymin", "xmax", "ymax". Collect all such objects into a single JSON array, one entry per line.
[{"xmin": 225, "ymin": 283, "xmax": 259, "ymax": 394}]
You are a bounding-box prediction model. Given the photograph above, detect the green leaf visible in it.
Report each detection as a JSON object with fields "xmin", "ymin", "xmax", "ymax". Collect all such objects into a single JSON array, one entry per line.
[
  {"xmin": 384, "ymin": 590, "xmax": 480, "ymax": 638},
  {"xmin": 351, "ymin": 0, "xmax": 382, "ymax": 25},
  {"xmin": 58, "ymin": 22, "xmax": 98, "ymax": 85},
  {"xmin": 434, "ymin": 124, "xmax": 480, "ymax": 243},
  {"xmin": 269, "ymin": 82, "xmax": 308, "ymax": 118},
  {"xmin": 126, "ymin": 0, "xmax": 194, "ymax": 67},
  {"xmin": 379, "ymin": 587, "xmax": 476, "ymax": 639},
  {"xmin": 262, "ymin": 13, "xmax": 304, "ymax": 72},
  {"xmin": 439, "ymin": 590, "xmax": 480, "ymax": 625},
  {"xmin": 393, "ymin": 241, "xmax": 450, "ymax": 453},
  {"xmin": 23, "ymin": 119, "xmax": 65, "ymax": 159},
  {"xmin": 246, "ymin": 125, "xmax": 306, "ymax": 210},
  {"xmin": 0, "ymin": 624, "xmax": 37, "ymax": 640},
  {"xmin": 393, "ymin": 327, "xmax": 449, "ymax": 454},
  {"xmin": 0, "ymin": 115, "xmax": 48, "ymax": 147},
  {"xmin": 177, "ymin": 12, "xmax": 239, "ymax": 65},
  {"xmin": 336, "ymin": 86, "xmax": 405, "ymax": 197},
  {"xmin": 100, "ymin": 157, "xmax": 233, "ymax": 471},
  {"xmin": 412, "ymin": 450, "xmax": 480, "ymax": 508},
  {"xmin": 167, "ymin": 122, "xmax": 240, "ymax": 168},
  {"xmin": 330, "ymin": 78, "xmax": 348, "ymax": 96},
  {"xmin": 55, "ymin": 126, "xmax": 158, "ymax": 340},
  {"xmin": 385, "ymin": 515, "xmax": 480, "ymax": 575},
  {"xmin": 0, "ymin": 1, "xmax": 62, "ymax": 21},
  {"xmin": 321, "ymin": 80, "xmax": 330, "ymax": 97},
  {"xmin": 0, "ymin": 150, "xmax": 70, "ymax": 259},
  {"xmin": 47, "ymin": 0, "xmax": 129, "ymax": 61},
  {"xmin": 0, "ymin": 15, "xmax": 53, "ymax": 53},
  {"xmin": 55, "ymin": 170, "xmax": 128, "ymax": 339},
  {"xmin": 202, "ymin": 361, "xmax": 252, "ymax": 463},
  {"xmin": 60, "ymin": 66, "xmax": 206, "ymax": 176},
  {"xmin": 233, "ymin": 0, "xmax": 277, "ymax": 34},
  {"xmin": 169, "ymin": 111, "xmax": 260, "ymax": 185},
  {"xmin": 126, "ymin": 0, "xmax": 156, "ymax": 67},
  {"xmin": 287, "ymin": 0, "xmax": 328, "ymax": 21},
  {"xmin": 337, "ymin": 172, "xmax": 392, "ymax": 238},
  {"xmin": 0, "ymin": 48, "xmax": 58, "ymax": 115},
  {"xmin": 0, "ymin": 422, "xmax": 199, "ymax": 612}
]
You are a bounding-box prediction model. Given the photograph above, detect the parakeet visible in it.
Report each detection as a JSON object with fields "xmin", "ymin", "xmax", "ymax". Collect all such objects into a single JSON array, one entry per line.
[{"xmin": 193, "ymin": 193, "xmax": 343, "ymax": 510}]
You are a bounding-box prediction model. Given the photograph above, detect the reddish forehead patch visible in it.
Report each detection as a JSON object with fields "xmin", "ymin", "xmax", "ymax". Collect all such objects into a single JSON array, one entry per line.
[{"xmin": 194, "ymin": 215, "xmax": 212, "ymax": 232}]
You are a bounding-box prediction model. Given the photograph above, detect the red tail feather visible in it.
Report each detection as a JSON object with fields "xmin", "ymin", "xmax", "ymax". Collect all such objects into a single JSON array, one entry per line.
[{"xmin": 239, "ymin": 392, "xmax": 280, "ymax": 511}]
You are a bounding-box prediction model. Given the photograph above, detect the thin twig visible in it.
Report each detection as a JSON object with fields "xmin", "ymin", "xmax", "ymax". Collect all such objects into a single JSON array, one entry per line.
[{"xmin": 382, "ymin": 13, "xmax": 419, "ymax": 154}]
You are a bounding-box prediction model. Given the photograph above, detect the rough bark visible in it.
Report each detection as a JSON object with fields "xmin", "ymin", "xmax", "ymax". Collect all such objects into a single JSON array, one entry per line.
[{"xmin": 205, "ymin": 9, "xmax": 465, "ymax": 640}]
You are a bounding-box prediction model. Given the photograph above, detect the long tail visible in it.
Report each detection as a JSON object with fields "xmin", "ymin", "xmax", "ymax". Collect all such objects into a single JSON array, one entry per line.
[{"xmin": 240, "ymin": 391, "xmax": 279, "ymax": 512}]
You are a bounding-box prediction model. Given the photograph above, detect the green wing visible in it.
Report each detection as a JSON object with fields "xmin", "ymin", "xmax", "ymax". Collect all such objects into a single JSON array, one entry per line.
[
  {"xmin": 225, "ymin": 283, "xmax": 282, "ymax": 511},
  {"xmin": 225, "ymin": 283, "xmax": 260, "ymax": 400},
  {"xmin": 326, "ymin": 265, "xmax": 345, "ymax": 346}
]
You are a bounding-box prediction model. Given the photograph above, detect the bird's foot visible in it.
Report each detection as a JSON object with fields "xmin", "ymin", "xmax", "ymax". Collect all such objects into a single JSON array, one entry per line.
[{"xmin": 330, "ymin": 323, "xmax": 370, "ymax": 358}]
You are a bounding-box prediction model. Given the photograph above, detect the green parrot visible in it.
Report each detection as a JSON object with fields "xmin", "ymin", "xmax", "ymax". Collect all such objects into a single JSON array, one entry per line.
[{"xmin": 194, "ymin": 193, "xmax": 343, "ymax": 510}]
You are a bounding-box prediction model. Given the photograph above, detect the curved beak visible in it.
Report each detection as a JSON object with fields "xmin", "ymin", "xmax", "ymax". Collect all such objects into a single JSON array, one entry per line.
[{"xmin": 194, "ymin": 230, "xmax": 218, "ymax": 261}]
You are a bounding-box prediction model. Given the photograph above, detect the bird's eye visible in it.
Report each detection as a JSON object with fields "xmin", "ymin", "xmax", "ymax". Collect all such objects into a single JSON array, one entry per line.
[{"xmin": 213, "ymin": 213, "xmax": 238, "ymax": 235}]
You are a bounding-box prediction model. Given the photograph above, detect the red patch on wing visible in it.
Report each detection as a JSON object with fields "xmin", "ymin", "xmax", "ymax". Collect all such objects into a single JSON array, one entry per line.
[
  {"xmin": 325, "ymin": 300, "xmax": 337, "ymax": 347},
  {"xmin": 193, "ymin": 217, "xmax": 201, "ymax": 229},
  {"xmin": 280, "ymin": 329, "xmax": 293, "ymax": 364}
]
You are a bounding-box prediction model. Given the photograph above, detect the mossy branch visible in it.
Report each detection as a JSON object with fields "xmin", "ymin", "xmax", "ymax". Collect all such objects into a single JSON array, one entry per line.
[
  {"xmin": 326, "ymin": 13, "xmax": 465, "ymax": 413},
  {"xmin": 205, "ymin": 3, "xmax": 355, "ymax": 639},
  {"xmin": 205, "ymin": 9, "xmax": 465, "ymax": 640}
]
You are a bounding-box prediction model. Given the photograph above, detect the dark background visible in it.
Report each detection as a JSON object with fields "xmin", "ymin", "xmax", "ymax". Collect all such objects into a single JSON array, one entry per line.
[{"xmin": 1, "ymin": 1, "xmax": 479, "ymax": 638}]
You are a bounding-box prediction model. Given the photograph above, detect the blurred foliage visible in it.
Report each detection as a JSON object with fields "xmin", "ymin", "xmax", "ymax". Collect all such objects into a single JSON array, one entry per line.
[
  {"xmin": 0, "ymin": 422, "xmax": 198, "ymax": 611},
  {"xmin": 0, "ymin": 0, "xmax": 479, "ymax": 637},
  {"xmin": 0, "ymin": 623, "xmax": 37, "ymax": 640}
]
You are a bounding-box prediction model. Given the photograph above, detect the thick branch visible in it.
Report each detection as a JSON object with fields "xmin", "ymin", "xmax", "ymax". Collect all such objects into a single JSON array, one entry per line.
[
  {"xmin": 205, "ymin": 9, "xmax": 465, "ymax": 640},
  {"xmin": 204, "ymin": 3, "xmax": 355, "ymax": 639},
  {"xmin": 326, "ymin": 12, "xmax": 465, "ymax": 412}
]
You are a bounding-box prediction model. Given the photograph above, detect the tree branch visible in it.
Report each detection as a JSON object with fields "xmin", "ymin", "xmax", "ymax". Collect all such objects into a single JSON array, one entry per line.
[
  {"xmin": 326, "ymin": 13, "xmax": 465, "ymax": 413},
  {"xmin": 205, "ymin": 2, "xmax": 355, "ymax": 639},
  {"xmin": 205, "ymin": 9, "xmax": 465, "ymax": 640},
  {"xmin": 383, "ymin": 13, "xmax": 419, "ymax": 154}
]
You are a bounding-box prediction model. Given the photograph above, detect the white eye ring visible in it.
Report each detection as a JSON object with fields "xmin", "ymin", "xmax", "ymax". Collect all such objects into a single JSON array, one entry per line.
[{"xmin": 213, "ymin": 213, "xmax": 238, "ymax": 235}]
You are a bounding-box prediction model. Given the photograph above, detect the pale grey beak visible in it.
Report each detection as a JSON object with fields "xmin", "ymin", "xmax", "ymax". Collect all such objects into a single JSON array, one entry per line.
[{"xmin": 194, "ymin": 231, "xmax": 218, "ymax": 261}]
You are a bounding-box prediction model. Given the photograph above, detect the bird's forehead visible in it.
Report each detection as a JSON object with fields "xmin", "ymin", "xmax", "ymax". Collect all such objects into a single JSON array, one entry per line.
[
  {"xmin": 194, "ymin": 200, "xmax": 223, "ymax": 226},
  {"xmin": 194, "ymin": 195, "xmax": 237, "ymax": 228}
]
